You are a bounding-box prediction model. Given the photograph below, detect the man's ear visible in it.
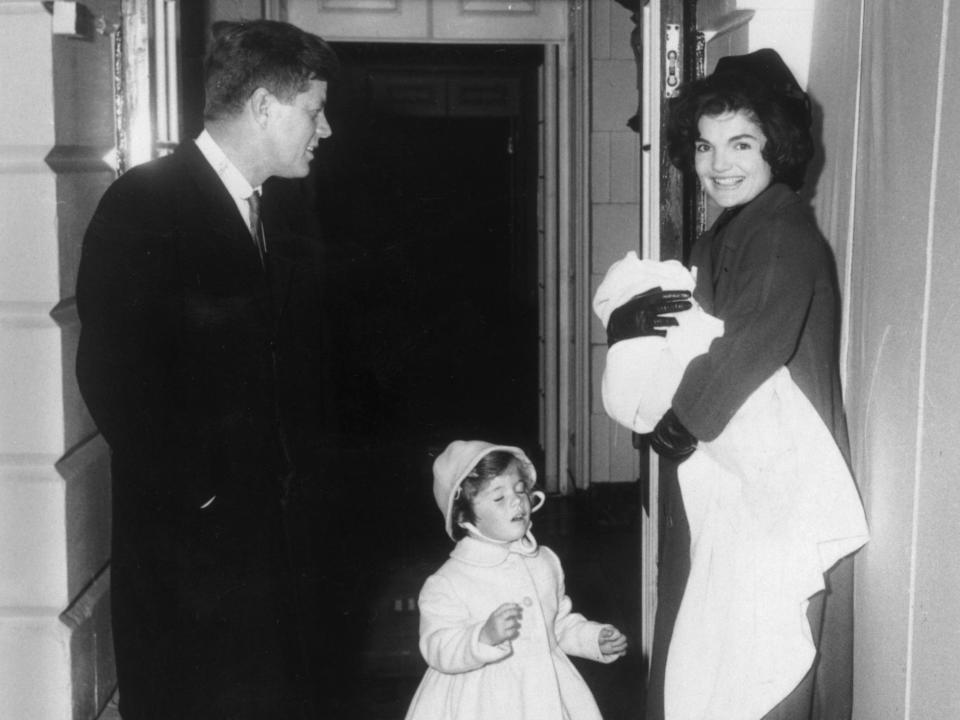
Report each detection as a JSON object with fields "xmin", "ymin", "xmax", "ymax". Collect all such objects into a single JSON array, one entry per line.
[{"xmin": 249, "ymin": 87, "xmax": 273, "ymax": 127}]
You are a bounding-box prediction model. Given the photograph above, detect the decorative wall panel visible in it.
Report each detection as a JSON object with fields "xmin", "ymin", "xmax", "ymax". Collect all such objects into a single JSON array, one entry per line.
[
  {"xmin": 284, "ymin": 0, "xmax": 565, "ymax": 41},
  {"xmin": 288, "ymin": 0, "xmax": 429, "ymax": 40},
  {"xmin": 461, "ymin": 0, "xmax": 537, "ymax": 12},
  {"xmin": 433, "ymin": 0, "xmax": 565, "ymax": 40},
  {"xmin": 321, "ymin": 0, "xmax": 400, "ymax": 9}
]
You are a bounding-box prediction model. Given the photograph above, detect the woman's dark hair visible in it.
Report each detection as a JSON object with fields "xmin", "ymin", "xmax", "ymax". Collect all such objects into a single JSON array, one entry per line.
[
  {"xmin": 203, "ymin": 20, "xmax": 340, "ymax": 121},
  {"xmin": 450, "ymin": 451, "xmax": 533, "ymax": 541},
  {"xmin": 666, "ymin": 57, "xmax": 814, "ymax": 190}
]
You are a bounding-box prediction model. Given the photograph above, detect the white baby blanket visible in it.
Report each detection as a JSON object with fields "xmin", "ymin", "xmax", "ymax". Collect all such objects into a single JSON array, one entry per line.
[
  {"xmin": 593, "ymin": 252, "xmax": 869, "ymax": 720},
  {"xmin": 592, "ymin": 256, "xmax": 721, "ymax": 433}
]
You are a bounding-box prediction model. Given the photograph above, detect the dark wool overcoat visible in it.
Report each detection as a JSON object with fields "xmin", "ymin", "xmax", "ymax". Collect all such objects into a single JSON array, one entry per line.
[
  {"xmin": 76, "ymin": 141, "xmax": 330, "ymax": 720},
  {"xmin": 648, "ymin": 183, "xmax": 856, "ymax": 720}
]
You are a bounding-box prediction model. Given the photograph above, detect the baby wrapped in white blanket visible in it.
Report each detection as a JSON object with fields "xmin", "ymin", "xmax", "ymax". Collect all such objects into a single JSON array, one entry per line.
[{"xmin": 593, "ymin": 252, "xmax": 868, "ymax": 720}]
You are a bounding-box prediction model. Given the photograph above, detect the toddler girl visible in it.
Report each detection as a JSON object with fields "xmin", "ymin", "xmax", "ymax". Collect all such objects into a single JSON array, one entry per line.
[{"xmin": 404, "ymin": 440, "xmax": 626, "ymax": 720}]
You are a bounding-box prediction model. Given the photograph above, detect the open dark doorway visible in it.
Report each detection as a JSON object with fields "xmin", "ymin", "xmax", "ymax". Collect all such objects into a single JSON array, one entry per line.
[
  {"xmin": 306, "ymin": 43, "xmax": 545, "ymax": 714},
  {"xmin": 314, "ymin": 43, "xmax": 543, "ymax": 456}
]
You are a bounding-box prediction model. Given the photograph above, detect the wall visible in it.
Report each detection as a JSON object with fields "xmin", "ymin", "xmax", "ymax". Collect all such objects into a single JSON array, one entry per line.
[
  {"xmin": 719, "ymin": 0, "xmax": 960, "ymax": 714},
  {"xmin": 588, "ymin": 0, "xmax": 643, "ymax": 484},
  {"xmin": 0, "ymin": 1, "xmax": 116, "ymax": 718},
  {"xmin": 810, "ymin": 1, "xmax": 960, "ymax": 717},
  {"xmin": 739, "ymin": 0, "xmax": 813, "ymax": 86}
]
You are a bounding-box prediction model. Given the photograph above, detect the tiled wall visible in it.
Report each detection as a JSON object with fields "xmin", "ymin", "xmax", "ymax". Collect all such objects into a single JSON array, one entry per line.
[{"xmin": 587, "ymin": 1, "xmax": 641, "ymax": 484}]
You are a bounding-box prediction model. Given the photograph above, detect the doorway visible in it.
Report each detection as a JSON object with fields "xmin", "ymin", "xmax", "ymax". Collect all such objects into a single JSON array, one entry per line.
[
  {"xmin": 305, "ymin": 43, "xmax": 546, "ymax": 712},
  {"xmin": 314, "ymin": 43, "xmax": 543, "ymax": 456}
]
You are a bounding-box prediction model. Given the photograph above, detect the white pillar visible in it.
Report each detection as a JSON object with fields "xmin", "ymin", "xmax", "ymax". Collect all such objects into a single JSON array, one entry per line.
[{"xmin": 0, "ymin": 2, "xmax": 114, "ymax": 718}]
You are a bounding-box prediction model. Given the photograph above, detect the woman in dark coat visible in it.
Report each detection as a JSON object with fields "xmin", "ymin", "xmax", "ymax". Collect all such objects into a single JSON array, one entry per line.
[{"xmin": 633, "ymin": 50, "xmax": 857, "ymax": 719}]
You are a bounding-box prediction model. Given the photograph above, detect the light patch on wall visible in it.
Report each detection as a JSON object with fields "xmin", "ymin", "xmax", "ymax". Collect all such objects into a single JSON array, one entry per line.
[{"xmin": 739, "ymin": 0, "xmax": 815, "ymax": 88}]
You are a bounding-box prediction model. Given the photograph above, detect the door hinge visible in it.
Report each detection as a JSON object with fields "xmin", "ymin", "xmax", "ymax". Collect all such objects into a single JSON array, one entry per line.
[{"xmin": 664, "ymin": 23, "xmax": 681, "ymax": 98}]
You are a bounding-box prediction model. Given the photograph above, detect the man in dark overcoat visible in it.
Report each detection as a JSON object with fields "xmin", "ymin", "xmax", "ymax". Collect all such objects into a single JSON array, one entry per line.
[{"xmin": 75, "ymin": 20, "xmax": 339, "ymax": 720}]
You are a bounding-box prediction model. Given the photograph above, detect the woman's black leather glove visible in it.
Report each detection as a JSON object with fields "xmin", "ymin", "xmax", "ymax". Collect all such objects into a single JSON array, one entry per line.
[
  {"xmin": 606, "ymin": 287, "xmax": 693, "ymax": 346},
  {"xmin": 648, "ymin": 408, "xmax": 698, "ymax": 462}
]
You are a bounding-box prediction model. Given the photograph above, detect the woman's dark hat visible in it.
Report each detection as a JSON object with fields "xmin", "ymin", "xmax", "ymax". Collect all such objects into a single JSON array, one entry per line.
[{"xmin": 713, "ymin": 48, "xmax": 811, "ymax": 127}]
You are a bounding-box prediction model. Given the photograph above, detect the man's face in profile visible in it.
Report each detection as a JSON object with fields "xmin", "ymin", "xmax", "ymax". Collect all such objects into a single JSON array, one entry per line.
[{"xmin": 265, "ymin": 79, "xmax": 331, "ymax": 179}]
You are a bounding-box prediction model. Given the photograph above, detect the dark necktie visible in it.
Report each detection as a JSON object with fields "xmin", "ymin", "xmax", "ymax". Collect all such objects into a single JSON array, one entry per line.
[{"xmin": 246, "ymin": 190, "xmax": 266, "ymax": 266}]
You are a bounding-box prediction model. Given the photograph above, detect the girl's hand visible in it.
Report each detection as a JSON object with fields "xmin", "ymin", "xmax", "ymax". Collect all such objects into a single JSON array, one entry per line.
[
  {"xmin": 599, "ymin": 625, "xmax": 628, "ymax": 656},
  {"xmin": 480, "ymin": 603, "xmax": 523, "ymax": 646}
]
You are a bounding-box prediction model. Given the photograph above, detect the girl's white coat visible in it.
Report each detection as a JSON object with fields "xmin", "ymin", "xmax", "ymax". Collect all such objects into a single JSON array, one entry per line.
[{"xmin": 404, "ymin": 534, "xmax": 618, "ymax": 720}]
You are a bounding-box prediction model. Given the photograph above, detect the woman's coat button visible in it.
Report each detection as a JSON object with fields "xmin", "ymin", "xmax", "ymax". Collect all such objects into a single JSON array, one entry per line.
[{"xmin": 522, "ymin": 596, "xmax": 533, "ymax": 607}]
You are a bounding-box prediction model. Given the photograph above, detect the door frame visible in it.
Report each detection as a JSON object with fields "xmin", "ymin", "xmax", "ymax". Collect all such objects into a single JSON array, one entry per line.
[
  {"xmin": 259, "ymin": 3, "xmax": 588, "ymax": 496},
  {"xmin": 638, "ymin": 0, "xmax": 701, "ymax": 666},
  {"xmin": 639, "ymin": 0, "xmax": 664, "ymax": 664},
  {"xmin": 547, "ymin": 0, "xmax": 590, "ymax": 497},
  {"xmin": 535, "ymin": 6, "xmax": 590, "ymax": 497}
]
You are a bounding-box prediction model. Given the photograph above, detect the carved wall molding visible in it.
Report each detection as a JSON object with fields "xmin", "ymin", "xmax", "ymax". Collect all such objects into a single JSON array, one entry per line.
[
  {"xmin": 0, "ymin": 301, "xmax": 60, "ymax": 329},
  {"xmin": 0, "ymin": 145, "xmax": 56, "ymax": 175},
  {"xmin": 44, "ymin": 144, "xmax": 117, "ymax": 175}
]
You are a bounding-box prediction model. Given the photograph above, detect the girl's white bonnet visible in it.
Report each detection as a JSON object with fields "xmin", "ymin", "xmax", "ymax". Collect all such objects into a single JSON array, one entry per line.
[{"xmin": 432, "ymin": 440, "xmax": 537, "ymax": 539}]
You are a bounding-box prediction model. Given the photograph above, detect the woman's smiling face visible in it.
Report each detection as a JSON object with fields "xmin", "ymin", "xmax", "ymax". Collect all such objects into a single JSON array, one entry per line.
[
  {"xmin": 470, "ymin": 464, "xmax": 531, "ymax": 543},
  {"xmin": 694, "ymin": 109, "xmax": 773, "ymax": 208}
]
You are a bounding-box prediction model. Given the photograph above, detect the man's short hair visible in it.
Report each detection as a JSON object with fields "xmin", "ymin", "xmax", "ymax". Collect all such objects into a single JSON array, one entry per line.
[{"xmin": 203, "ymin": 20, "xmax": 339, "ymax": 121}]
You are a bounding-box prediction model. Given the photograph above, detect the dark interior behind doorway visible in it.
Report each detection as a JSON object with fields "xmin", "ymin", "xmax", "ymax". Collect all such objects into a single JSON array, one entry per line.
[
  {"xmin": 302, "ymin": 43, "xmax": 548, "ymax": 713},
  {"xmin": 313, "ymin": 43, "xmax": 543, "ymax": 455}
]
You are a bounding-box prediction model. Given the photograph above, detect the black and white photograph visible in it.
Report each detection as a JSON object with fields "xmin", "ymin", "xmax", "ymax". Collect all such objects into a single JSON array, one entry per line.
[{"xmin": 0, "ymin": 1, "xmax": 956, "ymax": 719}]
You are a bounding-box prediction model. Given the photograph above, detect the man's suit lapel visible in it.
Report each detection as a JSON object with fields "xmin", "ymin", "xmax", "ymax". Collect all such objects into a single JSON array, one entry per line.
[
  {"xmin": 173, "ymin": 141, "xmax": 286, "ymax": 325},
  {"xmin": 266, "ymin": 247, "xmax": 296, "ymax": 323},
  {"xmin": 261, "ymin": 179, "xmax": 311, "ymax": 326},
  {"xmin": 174, "ymin": 141, "xmax": 267, "ymax": 275}
]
